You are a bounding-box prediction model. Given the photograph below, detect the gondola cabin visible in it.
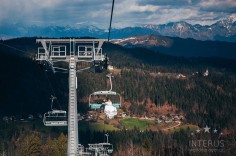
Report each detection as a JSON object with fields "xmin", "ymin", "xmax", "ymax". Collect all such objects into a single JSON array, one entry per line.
[{"xmin": 43, "ymin": 110, "xmax": 68, "ymax": 126}]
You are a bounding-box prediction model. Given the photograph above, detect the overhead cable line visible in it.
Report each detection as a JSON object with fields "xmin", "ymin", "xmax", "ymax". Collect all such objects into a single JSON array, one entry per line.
[
  {"xmin": 43, "ymin": 70, "xmax": 62, "ymax": 110},
  {"xmin": 108, "ymin": 0, "xmax": 115, "ymax": 42},
  {"xmin": 0, "ymin": 42, "xmax": 32, "ymax": 57}
]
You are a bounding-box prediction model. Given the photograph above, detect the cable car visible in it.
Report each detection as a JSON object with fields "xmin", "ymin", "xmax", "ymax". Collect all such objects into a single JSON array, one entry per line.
[
  {"xmin": 89, "ymin": 90, "xmax": 121, "ymax": 110},
  {"xmin": 87, "ymin": 143, "xmax": 113, "ymax": 155},
  {"xmin": 43, "ymin": 110, "xmax": 68, "ymax": 126},
  {"xmin": 43, "ymin": 96, "xmax": 68, "ymax": 126}
]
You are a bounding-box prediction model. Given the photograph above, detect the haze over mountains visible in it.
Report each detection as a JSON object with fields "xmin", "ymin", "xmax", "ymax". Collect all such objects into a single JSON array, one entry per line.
[{"xmin": 1, "ymin": 15, "xmax": 236, "ymax": 42}]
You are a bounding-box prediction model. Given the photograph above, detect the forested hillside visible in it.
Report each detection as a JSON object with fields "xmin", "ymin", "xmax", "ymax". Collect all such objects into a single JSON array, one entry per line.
[
  {"xmin": 0, "ymin": 48, "xmax": 68, "ymax": 116},
  {"xmin": 113, "ymin": 34, "xmax": 236, "ymax": 59},
  {"xmin": 0, "ymin": 38, "xmax": 236, "ymax": 155},
  {"xmin": 1, "ymin": 37, "xmax": 236, "ymax": 128},
  {"xmin": 79, "ymin": 43, "xmax": 236, "ymax": 129}
]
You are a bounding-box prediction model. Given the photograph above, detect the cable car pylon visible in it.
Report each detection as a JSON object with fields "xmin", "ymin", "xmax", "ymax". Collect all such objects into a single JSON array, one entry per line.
[
  {"xmin": 35, "ymin": 0, "xmax": 116, "ymax": 154},
  {"xmin": 36, "ymin": 38, "xmax": 110, "ymax": 155}
]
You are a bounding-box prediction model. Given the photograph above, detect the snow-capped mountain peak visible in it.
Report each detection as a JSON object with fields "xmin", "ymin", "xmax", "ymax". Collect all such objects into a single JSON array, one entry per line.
[
  {"xmin": 1, "ymin": 14, "xmax": 236, "ymax": 42},
  {"xmin": 228, "ymin": 14, "xmax": 236, "ymax": 23},
  {"xmin": 142, "ymin": 24, "xmax": 157, "ymax": 29}
]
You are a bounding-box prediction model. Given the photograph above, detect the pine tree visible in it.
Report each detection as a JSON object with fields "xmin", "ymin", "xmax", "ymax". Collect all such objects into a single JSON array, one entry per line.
[
  {"xmin": 56, "ymin": 133, "xmax": 67, "ymax": 156},
  {"xmin": 16, "ymin": 133, "xmax": 42, "ymax": 156}
]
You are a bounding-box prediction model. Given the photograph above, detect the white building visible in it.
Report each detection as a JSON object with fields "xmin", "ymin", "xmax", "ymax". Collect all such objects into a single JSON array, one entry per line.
[{"xmin": 204, "ymin": 69, "xmax": 209, "ymax": 77}]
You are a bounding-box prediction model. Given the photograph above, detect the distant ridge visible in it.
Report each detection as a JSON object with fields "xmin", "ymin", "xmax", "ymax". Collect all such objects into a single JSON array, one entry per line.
[
  {"xmin": 1, "ymin": 14, "xmax": 236, "ymax": 42},
  {"xmin": 111, "ymin": 34, "xmax": 236, "ymax": 60}
]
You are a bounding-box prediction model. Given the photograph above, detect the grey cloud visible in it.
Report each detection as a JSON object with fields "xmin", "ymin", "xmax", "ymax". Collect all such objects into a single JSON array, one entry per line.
[
  {"xmin": 139, "ymin": 0, "xmax": 201, "ymax": 6},
  {"xmin": 0, "ymin": 0, "xmax": 235, "ymax": 29},
  {"xmin": 199, "ymin": 0, "xmax": 236, "ymax": 13}
]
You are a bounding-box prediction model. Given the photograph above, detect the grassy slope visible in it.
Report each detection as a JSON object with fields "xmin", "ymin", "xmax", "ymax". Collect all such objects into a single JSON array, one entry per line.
[{"xmin": 120, "ymin": 118, "xmax": 151, "ymax": 130}]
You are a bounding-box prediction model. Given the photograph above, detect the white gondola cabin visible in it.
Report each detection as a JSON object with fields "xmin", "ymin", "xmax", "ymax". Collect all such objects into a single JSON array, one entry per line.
[{"xmin": 43, "ymin": 110, "xmax": 68, "ymax": 126}]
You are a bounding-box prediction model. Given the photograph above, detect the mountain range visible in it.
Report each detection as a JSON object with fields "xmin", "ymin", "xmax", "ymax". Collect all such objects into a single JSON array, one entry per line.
[
  {"xmin": 141, "ymin": 14, "xmax": 236, "ymax": 42},
  {"xmin": 1, "ymin": 15, "xmax": 236, "ymax": 42}
]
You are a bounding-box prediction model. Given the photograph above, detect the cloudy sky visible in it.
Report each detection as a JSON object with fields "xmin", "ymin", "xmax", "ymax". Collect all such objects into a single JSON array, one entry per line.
[{"xmin": 0, "ymin": 0, "xmax": 236, "ymax": 29}]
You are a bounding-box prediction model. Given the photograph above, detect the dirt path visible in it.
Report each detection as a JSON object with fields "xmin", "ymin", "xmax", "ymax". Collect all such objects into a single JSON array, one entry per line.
[{"xmin": 162, "ymin": 121, "xmax": 181, "ymax": 131}]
